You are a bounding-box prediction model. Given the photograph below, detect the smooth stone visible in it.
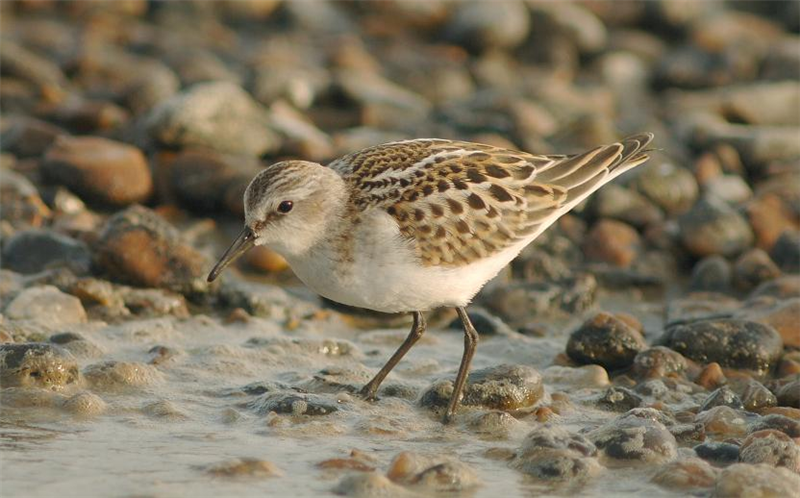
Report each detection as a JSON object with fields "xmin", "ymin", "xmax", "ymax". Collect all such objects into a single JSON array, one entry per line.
[
  {"xmin": 632, "ymin": 346, "xmax": 690, "ymax": 379},
  {"xmin": 588, "ymin": 413, "xmax": 678, "ymax": 465},
  {"xmin": 0, "ymin": 343, "xmax": 79, "ymax": 389},
  {"xmin": 749, "ymin": 414, "xmax": 800, "ymax": 438},
  {"xmin": 635, "ymin": 162, "xmax": 699, "ymax": 216},
  {"xmin": 541, "ymin": 365, "xmax": 610, "ymax": 389},
  {"xmin": 445, "ymin": 1, "xmax": 530, "ymax": 50},
  {"xmin": 712, "ymin": 463, "xmax": 800, "ymax": 498},
  {"xmin": 144, "ymin": 81, "xmax": 280, "ymax": 157},
  {"xmin": 566, "ymin": 312, "xmax": 646, "ymax": 370},
  {"xmin": 776, "ymin": 380, "xmax": 800, "ymax": 408},
  {"xmin": 2, "ymin": 229, "xmax": 90, "ymax": 275},
  {"xmin": 386, "ymin": 451, "xmax": 479, "ymax": 492},
  {"xmin": 598, "ymin": 386, "xmax": 643, "ymax": 412},
  {"xmin": 590, "ymin": 184, "xmax": 664, "ymax": 229},
  {"xmin": 93, "ymin": 205, "xmax": 208, "ymax": 294},
  {"xmin": 746, "ymin": 194, "xmax": 800, "ymax": 251},
  {"xmin": 205, "ymin": 458, "xmax": 281, "ymax": 478},
  {"xmin": 703, "ymin": 175, "xmax": 753, "ymax": 204},
  {"xmin": 741, "ymin": 380, "xmax": 778, "ymax": 412},
  {"xmin": 694, "ymin": 441, "xmax": 740, "ymax": 465},
  {"xmin": 770, "ymin": 231, "xmax": 800, "ymax": 272},
  {"xmin": 689, "ymin": 255, "xmax": 733, "ymax": 292},
  {"xmin": 583, "ymin": 219, "xmax": 641, "ymax": 267},
  {"xmin": 61, "ymin": 391, "xmax": 107, "ymax": 416},
  {"xmin": 0, "ymin": 170, "xmax": 51, "ymax": 229},
  {"xmin": 733, "ymin": 249, "xmax": 782, "ymax": 291},
  {"xmin": 446, "ymin": 308, "xmax": 515, "ymax": 336},
  {"xmin": 700, "ymin": 386, "xmax": 744, "ymax": 412},
  {"xmin": 651, "ymin": 457, "xmax": 718, "ymax": 491},
  {"xmin": 335, "ymin": 473, "xmax": 411, "ymax": 498},
  {"xmin": 420, "ymin": 364, "xmax": 543, "ymax": 412},
  {"xmin": 42, "ymin": 136, "xmax": 153, "ymax": 206},
  {"xmin": 695, "ymin": 406, "xmax": 748, "ymax": 437},
  {"xmin": 5, "ymin": 285, "xmax": 87, "ymax": 327},
  {"xmin": 660, "ymin": 319, "xmax": 783, "ymax": 376},
  {"xmin": 679, "ymin": 196, "xmax": 754, "ymax": 258},
  {"xmin": 484, "ymin": 274, "xmax": 597, "ymax": 323},
  {"xmin": 0, "ymin": 117, "xmax": 65, "ymax": 158}
]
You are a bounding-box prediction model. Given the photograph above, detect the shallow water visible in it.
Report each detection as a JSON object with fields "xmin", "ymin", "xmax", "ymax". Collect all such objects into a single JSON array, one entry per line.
[{"xmin": 0, "ymin": 281, "xmax": 695, "ymax": 498}]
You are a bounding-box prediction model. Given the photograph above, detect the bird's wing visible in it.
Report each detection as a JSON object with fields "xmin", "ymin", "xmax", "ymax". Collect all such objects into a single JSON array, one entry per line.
[{"xmin": 328, "ymin": 133, "xmax": 654, "ymax": 267}]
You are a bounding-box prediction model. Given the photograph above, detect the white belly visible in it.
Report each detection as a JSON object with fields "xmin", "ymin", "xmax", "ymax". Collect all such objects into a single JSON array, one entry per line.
[{"xmin": 282, "ymin": 210, "xmax": 528, "ymax": 313}]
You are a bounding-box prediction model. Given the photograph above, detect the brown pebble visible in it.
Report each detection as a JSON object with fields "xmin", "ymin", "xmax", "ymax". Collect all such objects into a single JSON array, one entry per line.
[
  {"xmin": 533, "ymin": 406, "xmax": 556, "ymax": 423},
  {"xmin": 746, "ymin": 194, "xmax": 800, "ymax": 251},
  {"xmin": 583, "ymin": 219, "xmax": 641, "ymax": 267},
  {"xmin": 778, "ymin": 353, "xmax": 800, "ymax": 377},
  {"xmin": 205, "ymin": 458, "xmax": 281, "ymax": 477},
  {"xmin": 224, "ymin": 308, "xmax": 251, "ymax": 324},
  {"xmin": 243, "ymin": 246, "xmax": 289, "ymax": 273},
  {"xmin": 696, "ymin": 362, "xmax": 726, "ymax": 390},
  {"xmin": 693, "ymin": 152, "xmax": 723, "ymax": 186},
  {"xmin": 760, "ymin": 407, "xmax": 800, "ymax": 420},
  {"xmin": 317, "ymin": 458, "xmax": 375, "ymax": 472}
]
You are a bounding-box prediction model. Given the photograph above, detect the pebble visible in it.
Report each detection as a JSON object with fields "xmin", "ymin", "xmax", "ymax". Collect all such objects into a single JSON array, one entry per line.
[
  {"xmin": 651, "ymin": 457, "xmax": 718, "ymax": 491},
  {"xmin": 583, "ymin": 219, "xmax": 641, "ymax": 267},
  {"xmin": 776, "ymin": 380, "xmax": 800, "ymax": 408},
  {"xmin": 694, "ymin": 441, "xmax": 741, "ymax": 465},
  {"xmin": 741, "ymin": 380, "xmax": 778, "ymax": 412},
  {"xmin": 712, "ymin": 463, "xmax": 800, "ymax": 498},
  {"xmin": 598, "ymin": 386, "xmax": 643, "ymax": 412},
  {"xmin": 541, "ymin": 365, "xmax": 610, "ymax": 389},
  {"xmin": 588, "ymin": 412, "xmax": 678, "ymax": 465},
  {"xmin": 205, "ymin": 458, "xmax": 282, "ymax": 478},
  {"xmin": 1, "ymin": 229, "xmax": 91, "ymax": 275},
  {"xmin": 634, "ymin": 162, "xmax": 699, "ymax": 216},
  {"xmin": 0, "ymin": 117, "xmax": 65, "ymax": 158},
  {"xmin": 512, "ymin": 425, "xmax": 601, "ymax": 481},
  {"xmin": 678, "ymin": 196, "xmax": 754, "ymax": 258},
  {"xmin": 445, "ymin": 1, "xmax": 530, "ymax": 51},
  {"xmin": 590, "ymin": 184, "xmax": 664, "ymax": 229},
  {"xmin": 483, "ymin": 274, "xmax": 597, "ymax": 323},
  {"xmin": 334, "ymin": 473, "xmax": 411, "ymax": 498},
  {"xmin": 93, "ymin": 205, "xmax": 208, "ymax": 294},
  {"xmin": 661, "ymin": 319, "xmax": 783, "ymax": 376},
  {"xmin": 739, "ymin": 429, "xmax": 800, "ymax": 472},
  {"xmin": 386, "ymin": 452, "xmax": 479, "ymax": 492},
  {"xmin": 733, "ymin": 249, "xmax": 782, "ymax": 291},
  {"xmin": 749, "ymin": 414, "xmax": 800, "ymax": 438},
  {"xmin": 144, "ymin": 81, "xmax": 280, "ymax": 157},
  {"xmin": 770, "ymin": 231, "xmax": 800, "ymax": 272},
  {"xmin": 49, "ymin": 332, "xmax": 104, "ymax": 358},
  {"xmin": 566, "ymin": 312, "xmax": 646, "ymax": 370},
  {"xmin": 446, "ymin": 308, "xmax": 515, "ymax": 336},
  {"xmin": 61, "ymin": 391, "xmax": 107, "ymax": 416},
  {"xmin": 0, "ymin": 170, "xmax": 51, "ymax": 230},
  {"xmin": 83, "ymin": 361, "xmax": 162, "ymax": 391},
  {"xmin": 703, "ymin": 174, "xmax": 753, "ymax": 204},
  {"xmin": 700, "ymin": 386, "xmax": 744, "ymax": 412},
  {"xmin": 746, "ymin": 194, "xmax": 800, "ymax": 251},
  {"xmin": 689, "ymin": 255, "xmax": 733, "ymax": 292},
  {"xmin": 420, "ymin": 364, "xmax": 543, "ymax": 412},
  {"xmin": 0, "ymin": 343, "xmax": 80, "ymax": 389},
  {"xmin": 42, "ymin": 136, "xmax": 153, "ymax": 206},
  {"xmin": 250, "ymin": 393, "xmax": 339, "ymax": 416},
  {"xmin": 632, "ymin": 346, "xmax": 690, "ymax": 379},
  {"xmin": 695, "ymin": 406, "xmax": 748, "ymax": 437},
  {"xmin": 4, "ymin": 285, "xmax": 87, "ymax": 327}
]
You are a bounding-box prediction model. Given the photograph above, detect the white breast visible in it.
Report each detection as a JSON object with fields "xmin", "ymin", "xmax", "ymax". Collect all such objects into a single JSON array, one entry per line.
[{"xmin": 284, "ymin": 209, "xmax": 527, "ymax": 313}]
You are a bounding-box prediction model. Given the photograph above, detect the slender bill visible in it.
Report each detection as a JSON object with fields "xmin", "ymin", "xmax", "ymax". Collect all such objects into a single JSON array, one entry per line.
[{"xmin": 207, "ymin": 226, "xmax": 256, "ymax": 282}]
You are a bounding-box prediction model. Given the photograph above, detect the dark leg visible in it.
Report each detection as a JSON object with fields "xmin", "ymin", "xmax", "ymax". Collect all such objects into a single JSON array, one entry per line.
[
  {"xmin": 443, "ymin": 307, "xmax": 480, "ymax": 424},
  {"xmin": 360, "ymin": 311, "xmax": 426, "ymax": 401}
]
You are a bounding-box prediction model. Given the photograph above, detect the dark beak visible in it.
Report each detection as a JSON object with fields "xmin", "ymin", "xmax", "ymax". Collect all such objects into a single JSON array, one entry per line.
[{"xmin": 207, "ymin": 226, "xmax": 256, "ymax": 282}]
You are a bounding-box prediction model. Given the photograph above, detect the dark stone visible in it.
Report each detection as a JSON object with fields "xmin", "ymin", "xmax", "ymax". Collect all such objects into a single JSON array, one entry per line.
[
  {"xmin": 513, "ymin": 426, "xmax": 599, "ymax": 481},
  {"xmin": 700, "ymin": 386, "xmax": 744, "ymax": 412},
  {"xmin": 598, "ymin": 386, "xmax": 643, "ymax": 412},
  {"xmin": 660, "ymin": 319, "xmax": 783, "ymax": 375},
  {"xmin": 588, "ymin": 414, "xmax": 678, "ymax": 464},
  {"xmin": 749, "ymin": 414, "xmax": 800, "ymax": 438},
  {"xmin": 741, "ymin": 381, "xmax": 778, "ymax": 412},
  {"xmin": 689, "ymin": 255, "xmax": 733, "ymax": 293},
  {"xmin": 632, "ymin": 346, "xmax": 690, "ymax": 379},
  {"xmin": 770, "ymin": 230, "xmax": 800, "ymax": 273},
  {"xmin": 669, "ymin": 423, "xmax": 706, "ymax": 444},
  {"xmin": 250, "ymin": 393, "xmax": 338, "ymax": 416},
  {"xmin": 0, "ymin": 343, "xmax": 79, "ymax": 388},
  {"xmin": 776, "ymin": 380, "xmax": 800, "ymax": 408},
  {"xmin": 49, "ymin": 332, "xmax": 85, "ymax": 344},
  {"xmin": 447, "ymin": 308, "xmax": 512, "ymax": 335},
  {"xmin": 566, "ymin": 312, "xmax": 646, "ymax": 370},
  {"xmin": 1, "ymin": 229, "xmax": 91, "ymax": 275},
  {"xmin": 694, "ymin": 441, "xmax": 740, "ymax": 464}
]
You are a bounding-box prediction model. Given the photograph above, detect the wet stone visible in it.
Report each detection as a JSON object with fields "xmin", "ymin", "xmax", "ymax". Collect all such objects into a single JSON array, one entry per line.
[
  {"xmin": 566, "ymin": 312, "xmax": 646, "ymax": 370},
  {"xmin": 770, "ymin": 230, "xmax": 800, "ymax": 272},
  {"xmin": 741, "ymin": 381, "xmax": 778, "ymax": 412},
  {"xmin": 387, "ymin": 451, "xmax": 480, "ymax": 492},
  {"xmin": 334, "ymin": 473, "xmax": 410, "ymax": 498},
  {"xmin": 250, "ymin": 393, "xmax": 338, "ymax": 416},
  {"xmin": 49, "ymin": 332, "xmax": 103, "ymax": 358},
  {"xmin": 776, "ymin": 380, "xmax": 800, "ymax": 408},
  {"xmin": 61, "ymin": 391, "xmax": 107, "ymax": 416},
  {"xmin": 0, "ymin": 343, "xmax": 80, "ymax": 389},
  {"xmin": 588, "ymin": 413, "xmax": 678, "ymax": 465},
  {"xmin": 93, "ymin": 205, "xmax": 208, "ymax": 295},
  {"xmin": 632, "ymin": 346, "xmax": 690, "ymax": 379},
  {"xmin": 541, "ymin": 365, "xmax": 610, "ymax": 389},
  {"xmin": 420, "ymin": 364, "xmax": 543, "ymax": 412},
  {"xmin": 712, "ymin": 463, "xmax": 800, "ymax": 498},
  {"xmin": 205, "ymin": 458, "xmax": 281, "ymax": 478},
  {"xmin": 739, "ymin": 430, "xmax": 800, "ymax": 472},
  {"xmin": 83, "ymin": 361, "xmax": 161, "ymax": 391},
  {"xmin": 695, "ymin": 406, "xmax": 748, "ymax": 437},
  {"xmin": 513, "ymin": 435, "xmax": 601, "ymax": 481},
  {"xmin": 467, "ymin": 410, "xmax": 523, "ymax": 437},
  {"xmin": 42, "ymin": 136, "xmax": 153, "ymax": 206},
  {"xmin": 700, "ymin": 386, "xmax": 744, "ymax": 412},
  {"xmin": 679, "ymin": 196, "xmax": 754, "ymax": 258},
  {"xmin": 598, "ymin": 386, "xmax": 642, "ymax": 412},
  {"xmin": 660, "ymin": 319, "xmax": 783, "ymax": 376},
  {"xmin": 651, "ymin": 457, "xmax": 718, "ymax": 491},
  {"xmin": 4, "ymin": 285, "xmax": 87, "ymax": 327},
  {"xmin": 749, "ymin": 414, "xmax": 800, "ymax": 438},
  {"xmin": 689, "ymin": 255, "xmax": 733, "ymax": 293},
  {"xmin": 694, "ymin": 441, "xmax": 740, "ymax": 465},
  {"xmin": 1, "ymin": 229, "xmax": 91, "ymax": 275}
]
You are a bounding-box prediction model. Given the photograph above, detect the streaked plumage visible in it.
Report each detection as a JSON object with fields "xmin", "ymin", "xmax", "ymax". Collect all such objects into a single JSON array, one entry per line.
[{"xmin": 208, "ymin": 132, "xmax": 655, "ymax": 423}]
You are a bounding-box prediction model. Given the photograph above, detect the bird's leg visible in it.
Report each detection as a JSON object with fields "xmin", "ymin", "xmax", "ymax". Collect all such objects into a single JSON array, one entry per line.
[
  {"xmin": 443, "ymin": 307, "xmax": 480, "ymax": 424},
  {"xmin": 359, "ymin": 311, "xmax": 426, "ymax": 401}
]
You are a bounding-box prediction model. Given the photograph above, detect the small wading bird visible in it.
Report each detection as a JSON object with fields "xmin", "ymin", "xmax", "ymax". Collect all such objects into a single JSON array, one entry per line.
[{"xmin": 208, "ymin": 133, "xmax": 654, "ymax": 423}]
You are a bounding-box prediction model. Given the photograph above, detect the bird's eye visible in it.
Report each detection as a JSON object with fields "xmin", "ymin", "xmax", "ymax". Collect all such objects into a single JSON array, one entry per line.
[{"xmin": 277, "ymin": 200, "xmax": 294, "ymax": 213}]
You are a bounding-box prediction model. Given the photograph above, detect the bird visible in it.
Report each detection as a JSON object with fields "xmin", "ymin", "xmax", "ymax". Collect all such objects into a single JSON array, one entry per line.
[{"xmin": 207, "ymin": 132, "xmax": 654, "ymax": 423}]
